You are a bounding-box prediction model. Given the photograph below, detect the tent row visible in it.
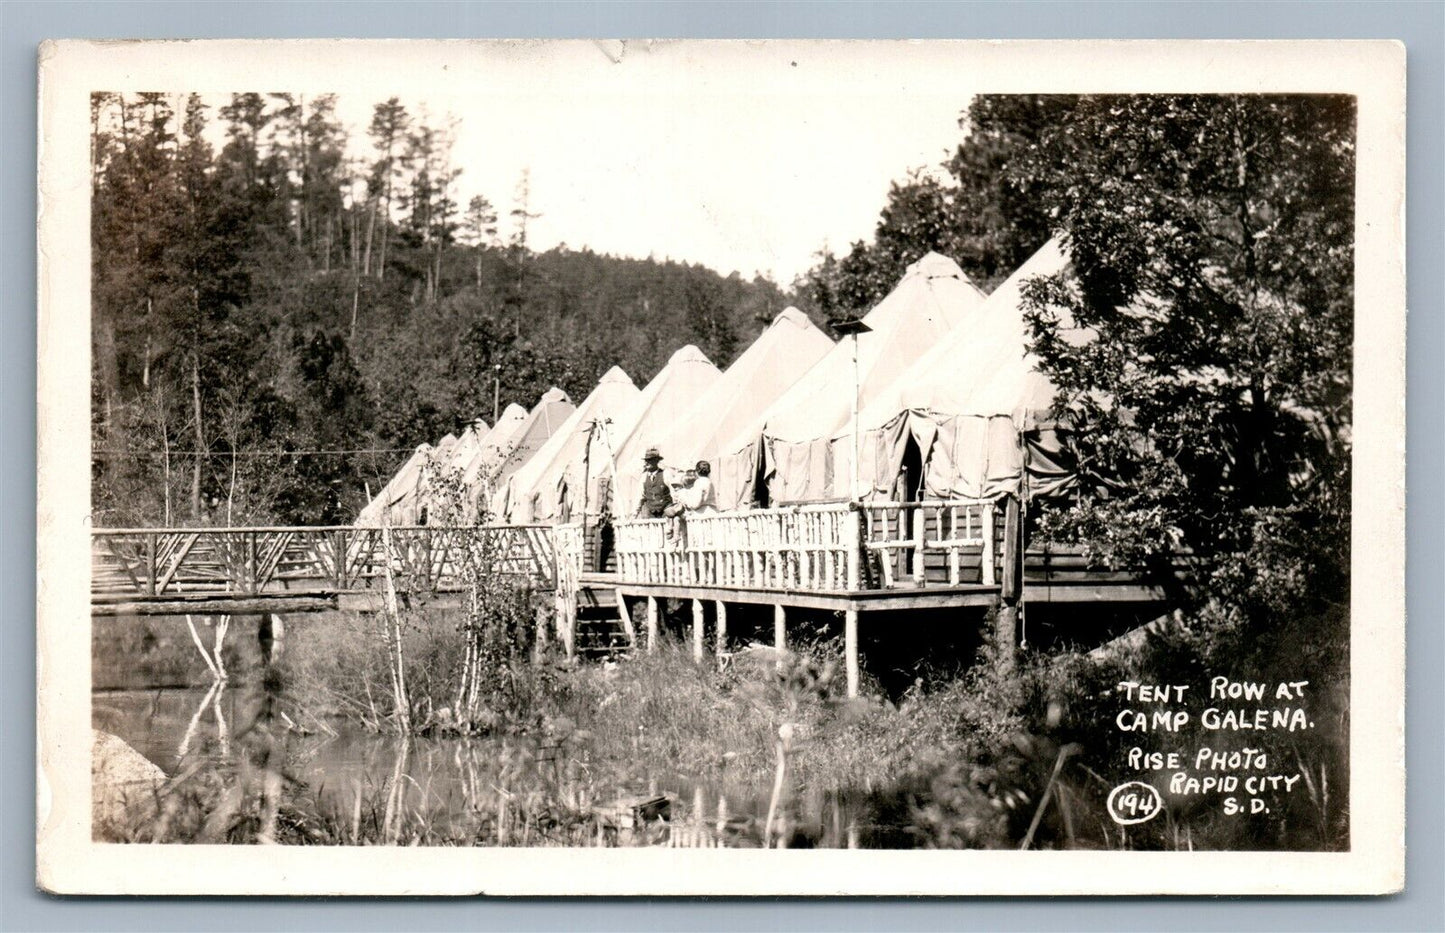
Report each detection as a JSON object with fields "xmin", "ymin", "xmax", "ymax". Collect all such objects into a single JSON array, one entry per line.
[{"xmin": 358, "ymin": 234, "xmax": 1086, "ymax": 527}]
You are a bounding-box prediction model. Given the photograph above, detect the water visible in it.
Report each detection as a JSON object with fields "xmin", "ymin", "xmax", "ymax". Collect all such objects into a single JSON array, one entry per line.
[{"xmin": 92, "ymin": 685, "xmax": 894, "ymax": 847}]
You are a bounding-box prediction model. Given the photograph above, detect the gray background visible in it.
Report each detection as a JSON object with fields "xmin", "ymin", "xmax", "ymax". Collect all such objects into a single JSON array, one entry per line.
[{"xmin": 2, "ymin": 2, "xmax": 1440, "ymax": 929}]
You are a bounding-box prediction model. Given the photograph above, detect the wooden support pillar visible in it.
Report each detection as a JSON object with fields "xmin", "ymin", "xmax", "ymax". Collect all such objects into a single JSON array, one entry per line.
[
  {"xmin": 844, "ymin": 607, "xmax": 860, "ymax": 698},
  {"xmin": 995, "ymin": 493, "xmax": 1022, "ymax": 675},
  {"xmin": 534, "ymin": 602, "xmax": 549, "ymax": 662},
  {"xmin": 692, "ymin": 599, "xmax": 705, "ymax": 664},
  {"xmin": 1001, "ymin": 495, "xmax": 1021, "ymax": 601},
  {"xmin": 994, "ymin": 601, "xmax": 1020, "ymax": 675},
  {"xmin": 773, "ymin": 603, "xmax": 787, "ymax": 668},
  {"xmin": 646, "ymin": 596, "xmax": 659, "ymax": 653},
  {"xmin": 715, "ymin": 600, "xmax": 728, "ymax": 666}
]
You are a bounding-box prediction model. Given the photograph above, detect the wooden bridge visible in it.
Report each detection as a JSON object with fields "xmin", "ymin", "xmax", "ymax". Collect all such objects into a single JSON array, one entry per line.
[
  {"xmin": 90, "ymin": 524, "xmax": 559, "ymax": 616},
  {"xmin": 92, "ymin": 496, "xmax": 1181, "ymax": 698}
]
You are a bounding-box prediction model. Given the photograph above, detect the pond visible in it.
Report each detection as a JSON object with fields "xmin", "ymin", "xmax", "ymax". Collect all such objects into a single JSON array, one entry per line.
[{"xmin": 92, "ymin": 685, "xmax": 905, "ymax": 848}]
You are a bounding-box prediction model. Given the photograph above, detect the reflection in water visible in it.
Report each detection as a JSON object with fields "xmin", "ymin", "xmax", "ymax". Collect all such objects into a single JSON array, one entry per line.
[
  {"xmin": 94, "ymin": 686, "xmax": 903, "ymax": 847},
  {"xmin": 176, "ymin": 680, "xmax": 229, "ymax": 760}
]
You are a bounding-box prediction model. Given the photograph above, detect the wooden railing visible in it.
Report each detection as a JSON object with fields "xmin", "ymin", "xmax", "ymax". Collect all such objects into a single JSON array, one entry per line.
[
  {"xmin": 551, "ymin": 522, "xmax": 586, "ymax": 654},
  {"xmin": 91, "ymin": 525, "xmax": 559, "ymax": 600},
  {"xmin": 613, "ymin": 498, "xmax": 999, "ymax": 592},
  {"xmin": 862, "ymin": 500, "xmax": 996, "ymax": 588}
]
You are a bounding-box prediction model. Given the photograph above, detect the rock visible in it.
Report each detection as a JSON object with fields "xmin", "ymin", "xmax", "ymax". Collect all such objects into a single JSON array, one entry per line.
[{"xmin": 92, "ymin": 730, "xmax": 166, "ymax": 840}]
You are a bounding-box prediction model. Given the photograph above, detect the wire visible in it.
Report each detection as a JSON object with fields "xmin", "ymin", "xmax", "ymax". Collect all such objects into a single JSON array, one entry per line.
[{"xmin": 90, "ymin": 447, "xmax": 416, "ymax": 459}]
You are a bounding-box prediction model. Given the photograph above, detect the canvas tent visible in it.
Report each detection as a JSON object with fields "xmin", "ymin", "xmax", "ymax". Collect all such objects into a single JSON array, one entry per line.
[
  {"xmin": 837, "ymin": 236, "xmax": 1084, "ymax": 501},
  {"xmin": 609, "ymin": 344, "xmax": 722, "ymax": 517},
  {"xmin": 717, "ymin": 252, "xmax": 986, "ymax": 507},
  {"xmin": 654, "ymin": 307, "xmax": 833, "ymax": 491},
  {"xmin": 356, "ymin": 443, "xmax": 434, "ymax": 526},
  {"xmin": 414, "ymin": 417, "xmax": 491, "ymax": 520},
  {"xmin": 445, "ymin": 418, "xmax": 492, "ymax": 473},
  {"xmin": 454, "ymin": 403, "xmax": 528, "ymax": 515},
  {"xmin": 493, "ymin": 366, "xmax": 640, "ymax": 524},
  {"xmin": 489, "ymin": 388, "xmax": 575, "ymax": 486}
]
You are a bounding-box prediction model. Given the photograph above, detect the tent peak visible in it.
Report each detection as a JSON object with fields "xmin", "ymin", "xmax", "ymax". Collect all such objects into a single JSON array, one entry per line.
[
  {"xmin": 535, "ymin": 386, "xmax": 572, "ymax": 405},
  {"xmin": 498, "ymin": 402, "xmax": 528, "ymax": 421},
  {"xmin": 769, "ymin": 306, "xmax": 817, "ymax": 331},
  {"xmin": 666, "ymin": 344, "xmax": 714, "ymax": 366},
  {"xmin": 597, "ymin": 365, "xmax": 635, "ymax": 386},
  {"xmin": 904, "ymin": 251, "xmax": 969, "ymax": 282}
]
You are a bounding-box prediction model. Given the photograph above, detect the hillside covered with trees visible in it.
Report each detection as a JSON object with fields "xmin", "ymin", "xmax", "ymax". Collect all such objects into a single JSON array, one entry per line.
[{"xmin": 90, "ymin": 92, "xmax": 788, "ymax": 526}]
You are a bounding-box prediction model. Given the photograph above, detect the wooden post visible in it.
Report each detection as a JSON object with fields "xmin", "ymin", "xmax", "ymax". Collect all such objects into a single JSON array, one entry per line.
[
  {"xmin": 145, "ymin": 532, "xmax": 157, "ymax": 596},
  {"xmin": 845, "ymin": 607, "xmax": 860, "ymax": 698},
  {"xmin": 646, "ymin": 596, "xmax": 659, "ymax": 653},
  {"xmin": 995, "ymin": 602, "xmax": 1019, "ymax": 675},
  {"xmin": 845, "ymin": 506, "xmax": 862, "ymax": 590},
  {"xmin": 246, "ymin": 531, "xmax": 258, "ymax": 594},
  {"xmin": 715, "ymin": 600, "xmax": 728, "ymax": 666},
  {"xmin": 911, "ymin": 504, "xmax": 926, "ymax": 585},
  {"xmin": 773, "ymin": 603, "xmax": 787, "ymax": 669},
  {"xmin": 616, "ymin": 591, "xmax": 636, "ymax": 645},
  {"xmin": 333, "ymin": 529, "xmax": 347, "ymax": 589},
  {"xmin": 1001, "ymin": 495, "xmax": 1021, "ymax": 601},
  {"xmin": 534, "ymin": 602, "xmax": 549, "ymax": 662},
  {"xmin": 980, "ymin": 501, "xmax": 996, "ymax": 586},
  {"xmin": 692, "ymin": 599, "xmax": 705, "ymax": 663}
]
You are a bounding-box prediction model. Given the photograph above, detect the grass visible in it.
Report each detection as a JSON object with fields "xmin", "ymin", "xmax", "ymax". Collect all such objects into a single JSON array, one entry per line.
[{"xmin": 94, "ymin": 597, "xmax": 1350, "ymax": 851}]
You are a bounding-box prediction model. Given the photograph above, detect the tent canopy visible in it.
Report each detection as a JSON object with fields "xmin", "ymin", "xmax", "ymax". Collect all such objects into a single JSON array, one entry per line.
[
  {"xmin": 719, "ymin": 252, "xmax": 986, "ymax": 505},
  {"xmin": 356, "ymin": 443, "xmax": 433, "ymax": 526},
  {"xmin": 656, "ymin": 307, "xmax": 833, "ymax": 475},
  {"xmin": 835, "ymin": 236, "xmax": 1089, "ymax": 501},
  {"xmin": 494, "ymin": 367, "xmax": 640, "ymax": 523},
  {"xmin": 488, "ymin": 387, "xmax": 575, "ymax": 492},
  {"xmin": 455, "ymin": 403, "xmax": 529, "ymax": 508},
  {"xmin": 610, "ymin": 344, "xmax": 722, "ymax": 517}
]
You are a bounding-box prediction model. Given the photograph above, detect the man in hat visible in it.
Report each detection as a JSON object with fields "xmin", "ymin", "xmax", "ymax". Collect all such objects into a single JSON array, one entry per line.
[{"xmin": 637, "ymin": 447, "xmax": 673, "ymax": 518}]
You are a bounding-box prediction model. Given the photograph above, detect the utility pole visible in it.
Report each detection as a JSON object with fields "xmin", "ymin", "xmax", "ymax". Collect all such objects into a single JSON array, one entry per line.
[
  {"xmin": 830, "ymin": 318, "xmax": 872, "ymax": 500},
  {"xmin": 492, "ymin": 363, "xmax": 501, "ymax": 424}
]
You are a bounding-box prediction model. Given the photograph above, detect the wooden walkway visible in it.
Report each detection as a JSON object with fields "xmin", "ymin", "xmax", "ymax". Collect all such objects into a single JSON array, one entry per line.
[
  {"xmin": 91, "ymin": 524, "xmax": 558, "ymax": 615},
  {"xmin": 571, "ymin": 495, "xmax": 1182, "ymax": 697},
  {"xmin": 93, "ymin": 496, "xmax": 1182, "ymax": 698}
]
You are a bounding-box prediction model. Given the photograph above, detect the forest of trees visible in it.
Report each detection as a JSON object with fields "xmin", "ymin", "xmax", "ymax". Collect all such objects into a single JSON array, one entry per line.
[
  {"xmin": 90, "ymin": 92, "xmax": 787, "ymax": 526},
  {"xmin": 801, "ymin": 94, "xmax": 1355, "ymax": 753},
  {"xmin": 92, "ymin": 90, "xmax": 1355, "ymax": 624}
]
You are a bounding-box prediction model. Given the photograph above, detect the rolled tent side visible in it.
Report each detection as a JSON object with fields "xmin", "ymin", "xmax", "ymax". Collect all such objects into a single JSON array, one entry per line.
[{"xmin": 753, "ymin": 252, "xmax": 986, "ymax": 505}]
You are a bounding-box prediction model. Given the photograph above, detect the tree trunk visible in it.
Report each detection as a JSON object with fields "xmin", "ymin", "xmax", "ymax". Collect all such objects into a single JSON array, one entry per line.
[
  {"xmin": 377, "ymin": 213, "xmax": 389, "ymax": 281},
  {"xmin": 190, "ymin": 351, "xmax": 205, "ymax": 521},
  {"xmin": 350, "ymin": 279, "xmax": 360, "ymax": 343},
  {"xmin": 362, "ymin": 199, "xmax": 376, "ymax": 277}
]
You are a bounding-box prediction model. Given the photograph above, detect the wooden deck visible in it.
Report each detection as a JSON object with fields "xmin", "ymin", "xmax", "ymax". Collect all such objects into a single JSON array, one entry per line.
[{"xmin": 566, "ymin": 494, "xmax": 1183, "ymax": 696}]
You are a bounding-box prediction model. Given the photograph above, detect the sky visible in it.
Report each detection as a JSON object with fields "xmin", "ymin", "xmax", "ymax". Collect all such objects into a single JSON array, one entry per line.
[{"xmin": 205, "ymin": 42, "xmax": 982, "ymax": 285}]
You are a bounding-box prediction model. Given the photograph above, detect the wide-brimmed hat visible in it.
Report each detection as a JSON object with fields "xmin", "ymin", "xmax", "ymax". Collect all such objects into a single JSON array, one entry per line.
[{"xmin": 643, "ymin": 447, "xmax": 663, "ymax": 462}]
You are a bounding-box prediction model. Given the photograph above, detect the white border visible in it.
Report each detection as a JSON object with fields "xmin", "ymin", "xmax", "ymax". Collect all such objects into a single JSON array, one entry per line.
[{"xmin": 36, "ymin": 39, "xmax": 1406, "ymax": 896}]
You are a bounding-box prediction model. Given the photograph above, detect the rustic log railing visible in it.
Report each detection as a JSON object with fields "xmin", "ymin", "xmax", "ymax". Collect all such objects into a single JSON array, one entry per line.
[
  {"xmin": 551, "ymin": 522, "xmax": 587, "ymax": 654},
  {"xmin": 91, "ymin": 524, "xmax": 559, "ymax": 601},
  {"xmin": 861, "ymin": 499, "xmax": 996, "ymax": 588},
  {"xmin": 612, "ymin": 498, "xmax": 999, "ymax": 592}
]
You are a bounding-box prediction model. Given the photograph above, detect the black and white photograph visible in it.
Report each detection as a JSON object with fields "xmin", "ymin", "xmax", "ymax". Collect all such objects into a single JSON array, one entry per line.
[{"xmin": 36, "ymin": 39, "xmax": 1405, "ymax": 895}]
